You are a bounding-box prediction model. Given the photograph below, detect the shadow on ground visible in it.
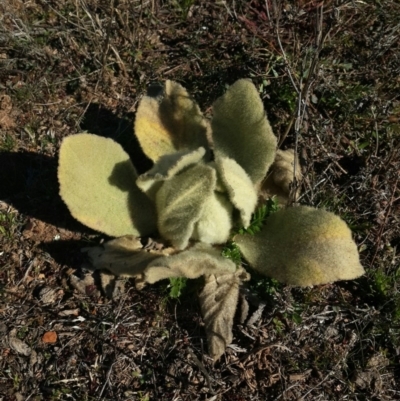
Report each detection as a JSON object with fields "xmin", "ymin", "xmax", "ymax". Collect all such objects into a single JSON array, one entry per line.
[
  {"xmin": 0, "ymin": 103, "xmax": 152, "ymax": 233},
  {"xmin": 0, "ymin": 150, "xmax": 78, "ymax": 228}
]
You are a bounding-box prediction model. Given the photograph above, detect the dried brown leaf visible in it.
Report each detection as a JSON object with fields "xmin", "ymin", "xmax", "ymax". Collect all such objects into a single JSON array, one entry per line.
[
  {"xmin": 141, "ymin": 243, "xmax": 237, "ymax": 285},
  {"xmin": 260, "ymin": 149, "xmax": 302, "ymax": 205},
  {"xmin": 69, "ymin": 272, "xmax": 101, "ymax": 297},
  {"xmin": 8, "ymin": 329, "xmax": 32, "ymax": 356},
  {"xmin": 84, "ymin": 235, "xmax": 169, "ymax": 277},
  {"xmin": 199, "ymin": 268, "xmax": 250, "ymax": 361}
]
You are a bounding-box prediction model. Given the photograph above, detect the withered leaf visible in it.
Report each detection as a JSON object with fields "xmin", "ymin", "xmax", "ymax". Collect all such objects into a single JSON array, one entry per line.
[
  {"xmin": 8, "ymin": 329, "xmax": 32, "ymax": 356},
  {"xmin": 199, "ymin": 268, "xmax": 250, "ymax": 361},
  {"xmin": 141, "ymin": 243, "xmax": 237, "ymax": 285},
  {"xmin": 84, "ymin": 235, "xmax": 168, "ymax": 277},
  {"xmin": 260, "ymin": 149, "xmax": 302, "ymax": 205}
]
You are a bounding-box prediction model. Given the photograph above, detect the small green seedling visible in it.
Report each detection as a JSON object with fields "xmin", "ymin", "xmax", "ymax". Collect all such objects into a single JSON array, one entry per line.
[{"xmin": 58, "ymin": 79, "xmax": 364, "ymax": 361}]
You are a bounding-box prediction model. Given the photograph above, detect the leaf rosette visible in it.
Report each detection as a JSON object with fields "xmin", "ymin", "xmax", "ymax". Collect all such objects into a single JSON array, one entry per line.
[{"xmin": 58, "ymin": 79, "xmax": 364, "ymax": 361}]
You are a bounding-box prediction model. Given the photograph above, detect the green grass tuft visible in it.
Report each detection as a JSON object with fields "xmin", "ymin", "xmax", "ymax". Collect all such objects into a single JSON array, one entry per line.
[{"xmin": 168, "ymin": 277, "xmax": 187, "ymax": 299}]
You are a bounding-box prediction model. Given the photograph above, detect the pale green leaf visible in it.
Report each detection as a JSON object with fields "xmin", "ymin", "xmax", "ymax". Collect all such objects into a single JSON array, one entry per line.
[
  {"xmin": 141, "ymin": 243, "xmax": 237, "ymax": 284},
  {"xmin": 83, "ymin": 235, "xmax": 166, "ymax": 277},
  {"xmin": 136, "ymin": 147, "xmax": 206, "ymax": 200},
  {"xmin": 235, "ymin": 206, "xmax": 364, "ymax": 286},
  {"xmin": 134, "ymin": 80, "xmax": 210, "ymax": 162},
  {"xmin": 216, "ymin": 156, "xmax": 257, "ymax": 227},
  {"xmin": 192, "ymin": 192, "xmax": 233, "ymax": 244},
  {"xmin": 156, "ymin": 164, "xmax": 216, "ymax": 249},
  {"xmin": 58, "ymin": 134, "xmax": 156, "ymax": 237},
  {"xmin": 260, "ymin": 149, "xmax": 302, "ymax": 205},
  {"xmin": 211, "ymin": 79, "xmax": 277, "ymax": 185},
  {"xmin": 199, "ymin": 268, "xmax": 250, "ymax": 361}
]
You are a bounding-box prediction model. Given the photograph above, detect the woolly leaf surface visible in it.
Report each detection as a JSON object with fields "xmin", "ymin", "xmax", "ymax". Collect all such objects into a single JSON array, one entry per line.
[
  {"xmin": 211, "ymin": 79, "xmax": 277, "ymax": 185},
  {"xmin": 136, "ymin": 147, "xmax": 206, "ymax": 200},
  {"xmin": 235, "ymin": 206, "xmax": 364, "ymax": 286},
  {"xmin": 156, "ymin": 164, "xmax": 216, "ymax": 249},
  {"xmin": 135, "ymin": 80, "xmax": 210, "ymax": 162},
  {"xmin": 199, "ymin": 268, "xmax": 250, "ymax": 361},
  {"xmin": 192, "ymin": 191, "xmax": 233, "ymax": 245},
  {"xmin": 216, "ymin": 156, "xmax": 257, "ymax": 227},
  {"xmin": 58, "ymin": 134, "xmax": 156, "ymax": 237},
  {"xmin": 141, "ymin": 243, "xmax": 237, "ymax": 285},
  {"xmin": 261, "ymin": 149, "xmax": 302, "ymax": 205}
]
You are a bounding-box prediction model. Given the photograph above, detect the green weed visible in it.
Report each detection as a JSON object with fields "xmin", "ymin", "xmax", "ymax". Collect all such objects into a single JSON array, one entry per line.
[
  {"xmin": 176, "ymin": 0, "xmax": 195, "ymax": 19},
  {"xmin": 13, "ymin": 85, "xmax": 33, "ymax": 103},
  {"xmin": 0, "ymin": 210, "xmax": 19, "ymax": 239},
  {"xmin": 13, "ymin": 374, "xmax": 20, "ymax": 389},
  {"xmin": 274, "ymin": 82, "xmax": 298, "ymax": 113},
  {"xmin": 221, "ymin": 241, "xmax": 242, "ymax": 265},
  {"xmin": 17, "ymin": 326, "xmax": 29, "ymax": 340},
  {"xmin": 0, "ymin": 133, "xmax": 16, "ymax": 151},
  {"xmin": 370, "ymin": 269, "xmax": 392, "ymax": 298},
  {"xmin": 248, "ymin": 271, "xmax": 282, "ymax": 298},
  {"xmin": 238, "ymin": 197, "xmax": 280, "ymax": 235},
  {"xmin": 272, "ymin": 317, "xmax": 285, "ymax": 335},
  {"xmin": 168, "ymin": 277, "xmax": 187, "ymax": 299}
]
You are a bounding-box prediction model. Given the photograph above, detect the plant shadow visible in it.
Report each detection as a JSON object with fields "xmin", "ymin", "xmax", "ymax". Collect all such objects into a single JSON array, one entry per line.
[{"xmin": 0, "ymin": 150, "xmax": 83, "ymax": 230}]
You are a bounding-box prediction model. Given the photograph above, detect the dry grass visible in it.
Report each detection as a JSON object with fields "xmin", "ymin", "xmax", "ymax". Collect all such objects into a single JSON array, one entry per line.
[{"xmin": 0, "ymin": 0, "xmax": 399, "ymax": 400}]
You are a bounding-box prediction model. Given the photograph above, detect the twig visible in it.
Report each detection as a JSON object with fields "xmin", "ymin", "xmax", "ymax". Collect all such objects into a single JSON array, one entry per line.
[
  {"xmin": 187, "ymin": 349, "xmax": 216, "ymax": 395},
  {"xmin": 370, "ymin": 175, "xmax": 400, "ymax": 267},
  {"xmin": 278, "ymin": 3, "xmax": 331, "ymax": 147},
  {"xmin": 315, "ymin": 134, "xmax": 348, "ymax": 174},
  {"xmin": 273, "ymin": 0, "xmax": 299, "ymax": 96},
  {"xmin": 97, "ymin": 360, "xmax": 116, "ymax": 400}
]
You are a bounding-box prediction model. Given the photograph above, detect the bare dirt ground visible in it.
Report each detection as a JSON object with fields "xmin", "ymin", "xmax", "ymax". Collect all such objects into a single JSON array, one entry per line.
[{"xmin": 0, "ymin": 1, "xmax": 399, "ymax": 400}]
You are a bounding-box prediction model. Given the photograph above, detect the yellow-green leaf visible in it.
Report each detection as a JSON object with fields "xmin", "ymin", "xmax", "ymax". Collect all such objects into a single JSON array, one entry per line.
[
  {"xmin": 235, "ymin": 206, "xmax": 364, "ymax": 286},
  {"xmin": 58, "ymin": 134, "xmax": 156, "ymax": 237},
  {"xmin": 156, "ymin": 164, "xmax": 216, "ymax": 249},
  {"xmin": 211, "ymin": 79, "xmax": 277, "ymax": 185},
  {"xmin": 134, "ymin": 80, "xmax": 210, "ymax": 162},
  {"xmin": 192, "ymin": 192, "xmax": 233, "ymax": 245},
  {"xmin": 216, "ymin": 156, "xmax": 257, "ymax": 227},
  {"xmin": 136, "ymin": 147, "xmax": 206, "ymax": 200}
]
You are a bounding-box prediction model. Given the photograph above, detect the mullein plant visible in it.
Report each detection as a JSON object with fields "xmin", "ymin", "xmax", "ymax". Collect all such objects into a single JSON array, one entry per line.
[{"xmin": 58, "ymin": 79, "xmax": 364, "ymax": 361}]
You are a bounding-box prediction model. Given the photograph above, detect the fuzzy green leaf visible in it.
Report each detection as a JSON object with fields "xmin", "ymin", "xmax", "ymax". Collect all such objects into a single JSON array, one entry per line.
[
  {"xmin": 134, "ymin": 80, "xmax": 210, "ymax": 162},
  {"xmin": 58, "ymin": 134, "xmax": 156, "ymax": 237},
  {"xmin": 141, "ymin": 243, "xmax": 237, "ymax": 285},
  {"xmin": 156, "ymin": 164, "xmax": 216, "ymax": 249},
  {"xmin": 199, "ymin": 268, "xmax": 250, "ymax": 361},
  {"xmin": 136, "ymin": 147, "xmax": 206, "ymax": 200},
  {"xmin": 216, "ymin": 156, "xmax": 257, "ymax": 227},
  {"xmin": 192, "ymin": 192, "xmax": 233, "ymax": 245},
  {"xmin": 235, "ymin": 206, "xmax": 364, "ymax": 286},
  {"xmin": 83, "ymin": 235, "xmax": 164, "ymax": 277},
  {"xmin": 211, "ymin": 79, "xmax": 277, "ymax": 185}
]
